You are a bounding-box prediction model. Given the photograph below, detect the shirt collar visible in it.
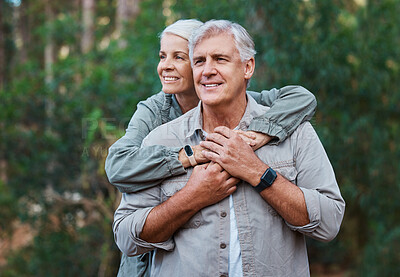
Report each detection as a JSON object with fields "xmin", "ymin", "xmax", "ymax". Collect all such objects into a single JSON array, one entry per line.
[
  {"xmin": 185, "ymin": 101, "xmax": 204, "ymax": 139},
  {"xmin": 185, "ymin": 93, "xmax": 267, "ymax": 139}
]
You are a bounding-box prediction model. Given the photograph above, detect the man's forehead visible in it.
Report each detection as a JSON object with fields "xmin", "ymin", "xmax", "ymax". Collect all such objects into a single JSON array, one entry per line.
[{"xmin": 193, "ymin": 33, "xmax": 237, "ymax": 56}]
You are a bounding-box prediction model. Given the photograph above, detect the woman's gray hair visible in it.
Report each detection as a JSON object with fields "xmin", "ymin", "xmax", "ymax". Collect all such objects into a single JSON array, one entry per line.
[
  {"xmin": 189, "ymin": 19, "xmax": 256, "ymax": 63},
  {"xmin": 160, "ymin": 19, "xmax": 203, "ymax": 41}
]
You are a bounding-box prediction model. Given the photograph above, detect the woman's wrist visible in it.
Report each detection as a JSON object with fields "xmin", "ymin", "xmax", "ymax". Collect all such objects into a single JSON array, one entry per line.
[{"xmin": 178, "ymin": 144, "xmax": 209, "ymax": 168}]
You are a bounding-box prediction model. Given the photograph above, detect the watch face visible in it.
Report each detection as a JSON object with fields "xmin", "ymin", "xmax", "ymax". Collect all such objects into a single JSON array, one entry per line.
[
  {"xmin": 262, "ymin": 168, "xmax": 277, "ymax": 186},
  {"xmin": 184, "ymin": 145, "xmax": 193, "ymax": 156}
]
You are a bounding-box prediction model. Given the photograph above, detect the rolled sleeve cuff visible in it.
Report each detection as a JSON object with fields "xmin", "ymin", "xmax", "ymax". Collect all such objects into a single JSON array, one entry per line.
[
  {"xmin": 131, "ymin": 207, "xmax": 175, "ymax": 252},
  {"xmin": 165, "ymin": 147, "xmax": 187, "ymax": 176},
  {"xmin": 286, "ymin": 188, "xmax": 320, "ymax": 233},
  {"xmin": 247, "ymin": 118, "xmax": 287, "ymax": 145},
  {"xmin": 115, "ymin": 207, "xmax": 175, "ymax": 256}
]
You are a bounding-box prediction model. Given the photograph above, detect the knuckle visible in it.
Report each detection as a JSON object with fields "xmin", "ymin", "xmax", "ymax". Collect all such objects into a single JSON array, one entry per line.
[{"xmin": 220, "ymin": 155, "xmax": 229, "ymax": 163}]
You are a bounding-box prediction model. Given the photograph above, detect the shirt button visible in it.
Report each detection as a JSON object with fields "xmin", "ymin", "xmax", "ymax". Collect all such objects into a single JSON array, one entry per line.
[
  {"xmin": 220, "ymin": 243, "xmax": 226, "ymax": 249},
  {"xmin": 243, "ymin": 263, "xmax": 250, "ymax": 272},
  {"xmin": 220, "ymin": 211, "xmax": 227, "ymax": 218}
]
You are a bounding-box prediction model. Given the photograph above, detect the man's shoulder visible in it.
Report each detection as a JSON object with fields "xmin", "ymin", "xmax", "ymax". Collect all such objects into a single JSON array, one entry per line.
[{"xmin": 291, "ymin": 121, "xmax": 317, "ymax": 140}]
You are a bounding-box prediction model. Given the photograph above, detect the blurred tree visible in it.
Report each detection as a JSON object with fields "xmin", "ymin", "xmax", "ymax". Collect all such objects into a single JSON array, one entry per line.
[
  {"xmin": 81, "ymin": 0, "xmax": 95, "ymax": 54},
  {"xmin": 116, "ymin": 0, "xmax": 141, "ymax": 48},
  {"xmin": 0, "ymin": 0, "xmax": 399, "ymax": 276},
  {"xmin": 0, "ymin": 0, "xmax": 4, "ymax": 91}
]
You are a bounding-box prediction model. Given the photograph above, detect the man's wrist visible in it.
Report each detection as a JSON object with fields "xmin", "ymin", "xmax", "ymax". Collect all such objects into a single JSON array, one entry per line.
[
  {"xmin": 254, "ymin": 167, "xmax": 277, "ymax": 193},
  {"xmin": 248, "ymin": 163, "xmax": 269, "ymax": 187}
]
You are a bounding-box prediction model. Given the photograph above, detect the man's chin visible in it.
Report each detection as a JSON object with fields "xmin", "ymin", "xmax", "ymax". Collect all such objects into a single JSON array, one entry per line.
[{"xmin": 200, "ymin": 97, "xmax": 223, "ymax": 107}]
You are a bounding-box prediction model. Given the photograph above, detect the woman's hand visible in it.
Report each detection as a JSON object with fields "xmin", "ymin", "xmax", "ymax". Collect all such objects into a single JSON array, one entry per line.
[
  {"xmin": 178, "ymin": 144, "xmax": 210, "ymax": 168},
  {"xmin": 234, "ymin": 130, "xmax": 272, "ymax": 150},
  {"xmin": 192, "ymin": 144, "xmax": 209, "ymax": 164}
]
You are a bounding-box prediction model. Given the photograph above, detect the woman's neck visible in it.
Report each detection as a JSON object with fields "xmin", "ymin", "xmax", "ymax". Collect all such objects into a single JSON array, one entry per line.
[{"xmin": 175, "ymin": 91, "xmax": 200, "ymax": 114}]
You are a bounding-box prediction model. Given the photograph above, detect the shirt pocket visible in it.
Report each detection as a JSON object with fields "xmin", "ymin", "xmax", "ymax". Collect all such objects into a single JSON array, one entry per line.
[
  {"xmin": 260, "ymin": 160, "xmax": 298, "ymax": 218},
  {"xmin": 270, "ymin": 159, "xmax": 298, "ymax": 185},
  {"xmin": 160, "ymin": 169, "xmax": 205, "ymax": 229}
]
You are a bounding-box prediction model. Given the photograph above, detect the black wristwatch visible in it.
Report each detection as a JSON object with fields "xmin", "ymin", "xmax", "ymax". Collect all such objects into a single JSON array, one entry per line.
[
  {"xmin": 254, "ymin": 167, "xmax": 277, "ymax": 193},
  {"xmin": 184, "ymin": 145, "xmax": 197, "ymax": 167}
]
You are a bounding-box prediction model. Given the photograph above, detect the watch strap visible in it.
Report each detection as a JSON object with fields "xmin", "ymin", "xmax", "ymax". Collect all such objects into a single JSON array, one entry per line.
[
  {"xmin": 184, "ymin": 145, "xmax": 197, "ymax": 167},
  {"xmin": 188, "ymin": 154, "xmax": 197, "ymax": 167},
  {"xmin": 254, "ymin": 167, "xmax": 277, "ymax": 193}
]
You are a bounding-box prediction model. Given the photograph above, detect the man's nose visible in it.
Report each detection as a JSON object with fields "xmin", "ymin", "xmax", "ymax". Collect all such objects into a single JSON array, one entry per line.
[{"xmin": 202, "ymin": 60, "xmax": 217, "ymax": 76}]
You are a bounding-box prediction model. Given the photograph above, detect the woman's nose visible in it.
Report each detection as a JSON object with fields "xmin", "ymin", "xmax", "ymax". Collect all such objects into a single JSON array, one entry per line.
[{"xmin": 162, "ymin": 57, "xmax": 175, "ymax": 70}]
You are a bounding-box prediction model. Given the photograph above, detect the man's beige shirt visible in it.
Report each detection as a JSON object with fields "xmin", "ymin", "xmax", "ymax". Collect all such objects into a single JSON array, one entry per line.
[{"xmin": 113, "ymin": 95, "xmax": 345, "ymax": 277}]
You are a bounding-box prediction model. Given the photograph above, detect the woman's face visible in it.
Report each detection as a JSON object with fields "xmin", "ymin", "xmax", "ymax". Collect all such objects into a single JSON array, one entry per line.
[{"xmin": 157, "ymin": 34, "xmax": 195, "ymax": 95}]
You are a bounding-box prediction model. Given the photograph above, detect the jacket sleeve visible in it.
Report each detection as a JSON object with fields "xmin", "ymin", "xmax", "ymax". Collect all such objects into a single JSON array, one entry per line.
[
  {"xmin": 285, "ymin": 122, "xmax": 345, "ymax": 242},
  {"xmin": 247, "ymin": 85, "xmax": 317, "ymax": 145},
  {"xmin": 105, "ymin": 95, "xmax": 185, "ymax": 193},
  {"xmin": 113, "ymin": 187, "xmax": 175, "ymax": 256}
]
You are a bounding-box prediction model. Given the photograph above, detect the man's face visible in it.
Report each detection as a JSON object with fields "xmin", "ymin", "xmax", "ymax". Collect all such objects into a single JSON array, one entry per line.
[{"xmin": 192, "ymin": 33, "xmax": 254, "ymax": 108}]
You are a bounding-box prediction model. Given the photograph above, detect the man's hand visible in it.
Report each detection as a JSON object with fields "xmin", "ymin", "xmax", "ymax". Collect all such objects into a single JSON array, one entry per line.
[
  {"xmin": 184, "ymin": 161, "xmax": 239, "ymax": 209},
  {"xmin": 141, "ymin": 160, "xmax": 239, "ymax": 243},
  {"xmin": 234, "ymin": 130, "xmax": 272, "ymax": 150},
  {"xmin": 200, "ymin": 126, "xmax": 310, "ymax": 227},
  {"xmin": 200, "ymin": 126, "xmax": 266, "ymax": 184}
]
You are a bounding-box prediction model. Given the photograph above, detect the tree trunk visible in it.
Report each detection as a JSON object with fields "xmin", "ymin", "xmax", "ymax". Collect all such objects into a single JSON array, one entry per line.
[
  {"xmin": 116, "ymin": 0, "xmax": 141, "ymax": 48},
  {"xmin": 0, "ymin": 2, "xmax": 6, "ymax": 183},
  {"xmin": 81, "ymin": 0, "xmax": 95, "ymax": 54},
  {"xmin": 0, "ymin": 0, "xmax": 5, "ymax": 91},
  {"xmin": 18, "ymin": 1, "xmax": 30, "ymax": 63},
  {"xmin": 44, "ymin": 0, "xmax": 54, "ymax": 87},
  {"xmin": 44, "ymin": 0, "xmax": 55, "ymax": 190}
]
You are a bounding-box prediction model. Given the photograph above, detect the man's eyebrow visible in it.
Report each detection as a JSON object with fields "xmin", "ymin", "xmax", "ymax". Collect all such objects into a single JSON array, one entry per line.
[
  {"xmin": 192, "ymin": 55, "xmax": 205, "ymax": 60},
  {"xmin": 211, "ymin": 53, "xmax": 230, "ymax": 59}
]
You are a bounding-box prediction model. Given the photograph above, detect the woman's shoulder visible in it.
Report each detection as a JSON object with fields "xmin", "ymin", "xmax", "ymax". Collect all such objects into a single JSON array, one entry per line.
[{"xmin": 139, "ymin": 91, "xmax": 167, "ymax": 108}]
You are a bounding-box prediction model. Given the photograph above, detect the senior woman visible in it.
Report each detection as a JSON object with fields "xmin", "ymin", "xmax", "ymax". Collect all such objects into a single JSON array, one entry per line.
[{"xmin": 106, "ymin": 19, "xmax": 317, "ymax": 277}]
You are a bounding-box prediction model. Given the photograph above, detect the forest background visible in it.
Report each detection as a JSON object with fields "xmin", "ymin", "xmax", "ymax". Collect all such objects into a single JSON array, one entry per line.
[{"xmin": 0, "ymin": 0, "xmax": 399, "ymax": 276}]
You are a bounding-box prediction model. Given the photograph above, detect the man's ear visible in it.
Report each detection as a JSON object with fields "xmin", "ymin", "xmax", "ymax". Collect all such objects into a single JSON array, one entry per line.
[{"xmin": 244, "ymin": 57, "xmax": 255, "ymax": 80}]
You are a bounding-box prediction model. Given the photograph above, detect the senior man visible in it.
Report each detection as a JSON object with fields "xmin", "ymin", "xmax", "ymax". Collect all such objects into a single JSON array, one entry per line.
[{"xmin": 113, "ymin": 19, "xmax": 345, "ymax": 277}]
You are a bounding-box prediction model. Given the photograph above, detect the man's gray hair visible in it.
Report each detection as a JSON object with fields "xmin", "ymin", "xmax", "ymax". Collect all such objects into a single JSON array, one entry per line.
[
  {"xmin": 188, "ymin": 19, "xmax": 256, "ymax": 64},
  {"xmin": 160, "ymin": 19, "xmax": 203, "ymax": 41}
]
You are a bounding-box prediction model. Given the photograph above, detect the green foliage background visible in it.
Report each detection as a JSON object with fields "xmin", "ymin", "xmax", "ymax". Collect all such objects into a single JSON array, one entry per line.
[{"xmin": 0, "ymin": 0, "xmax": 399, "ymax": 276}]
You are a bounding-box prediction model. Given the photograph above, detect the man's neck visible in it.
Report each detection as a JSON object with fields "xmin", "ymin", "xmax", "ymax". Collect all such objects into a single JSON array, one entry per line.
[{"xmin": 202, "ymin": 93, "xmax": 247, "ymax": 133}]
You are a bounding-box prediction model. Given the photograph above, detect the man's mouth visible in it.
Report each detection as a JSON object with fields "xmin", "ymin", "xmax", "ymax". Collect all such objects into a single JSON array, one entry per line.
[{"xmin": 202, "ymin": 83, "xmax": 222, "ymax": 88}]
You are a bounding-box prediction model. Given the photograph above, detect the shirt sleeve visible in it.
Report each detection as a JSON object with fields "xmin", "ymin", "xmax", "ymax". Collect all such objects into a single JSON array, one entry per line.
[
  {"xmin": 105, "ymin": 94, "xmax": 186, "ymax": 193},
  {"xmin": 113, "ymin": 188, "xmax": 175, "ymax": 256},
  {"xmin": 285, "ymin": 122, "xmax": 345, "ymax": 242},
  {"xmin": 247, "ymin": 86, "xmax": 317, "ymax": 145}
]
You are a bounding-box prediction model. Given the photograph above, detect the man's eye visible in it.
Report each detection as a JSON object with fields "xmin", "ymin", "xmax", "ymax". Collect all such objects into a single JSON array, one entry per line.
[{"xmin": 159, "ymin": 55, "xmax": 166, "ymax": 59}]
